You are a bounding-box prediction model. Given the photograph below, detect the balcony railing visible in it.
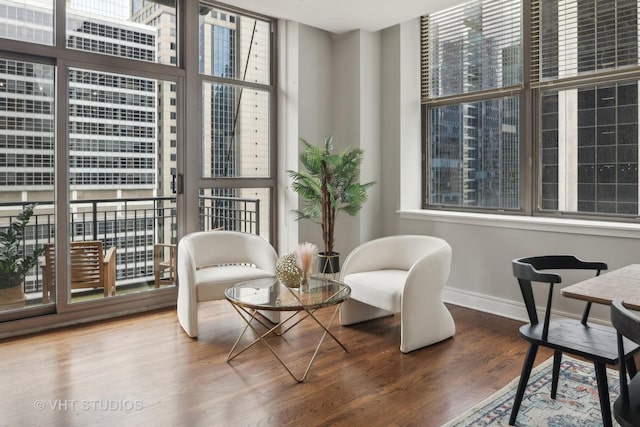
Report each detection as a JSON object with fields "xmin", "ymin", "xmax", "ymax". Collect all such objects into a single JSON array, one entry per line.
[{"xmin": 0, "ymin": 195, "xmax": 260, "ymax": 298}]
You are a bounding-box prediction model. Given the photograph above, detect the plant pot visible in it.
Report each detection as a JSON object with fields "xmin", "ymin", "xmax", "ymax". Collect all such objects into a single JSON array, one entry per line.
[
  {"xmin": 0, "ymin": 285, "xmax": 26, "ymax": 310},
  {"xmin": 317, "ymin": 252, "xmax": 340, "ymax": 275}
]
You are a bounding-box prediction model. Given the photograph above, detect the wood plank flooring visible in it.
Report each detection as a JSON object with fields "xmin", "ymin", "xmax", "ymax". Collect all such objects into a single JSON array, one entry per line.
[{"xmin": 0, "ymin": 303, "xmax": 553, "ymax": 426}]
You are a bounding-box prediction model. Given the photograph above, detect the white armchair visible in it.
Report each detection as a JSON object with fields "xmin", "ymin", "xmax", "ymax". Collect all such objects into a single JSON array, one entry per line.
[
  {"xmin": 339, "ymin": 235, "xmax": 455, "ymax": 353},
  {"xmin": 177, "ymin": 230, "xmax": 278, "ymax": 338}
]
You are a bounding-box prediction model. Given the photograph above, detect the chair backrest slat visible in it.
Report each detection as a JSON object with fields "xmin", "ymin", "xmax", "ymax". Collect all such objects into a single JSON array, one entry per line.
[
  {"xmin": 612, "ymin": 300, "xmax": 640, "ymax": 346},
  {"xmin": 517, "ymin": 278, "xmax": 539, "ymax": 325},
  {"xmin": 42, "ymin": 241, "xmax": 106, "ymax": 289},
  {"xmin": 43, "ymin": 243, "xmax": 56, "ymax": 287},
  {"xmin": 512, "ymin": 255, "xmax": 607, "ymax": 343},
  {"xmin": 69, "ymin": 241, "xmax": 104, "ymax": 288},
  {"xmin": 611, "ymin": 300, "xmax": 640, "ymax": 409}
]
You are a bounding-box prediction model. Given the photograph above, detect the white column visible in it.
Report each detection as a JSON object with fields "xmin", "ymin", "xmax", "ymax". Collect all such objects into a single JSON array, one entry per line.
[
  {"xmin": 277, "ymin": 19, "xmax": 300, "ymax": 253},
  {"xmin": 557, "ymin": 0, "xmax": 578, "ymax": 211},
  {"xmin": 558, "ymin": 89, "xmax": 578, "ymax": 211}
]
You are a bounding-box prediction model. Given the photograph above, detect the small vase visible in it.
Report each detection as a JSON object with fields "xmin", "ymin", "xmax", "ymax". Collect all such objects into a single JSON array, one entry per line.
[
  {"xmin": 300, "ymin": 276, "xmax": 310, "ymax": 292},
  {"xmin": 276, "ymin": 252, "xmax": 303, "ymax": 288}
]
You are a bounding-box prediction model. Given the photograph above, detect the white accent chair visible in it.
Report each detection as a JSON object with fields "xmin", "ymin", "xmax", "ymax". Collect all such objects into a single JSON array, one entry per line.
[
  {"xmin": 177, "ymin": 230, "xmax": 278, "ymax": 338},
  {"xmin": 339, "ymin": 235, "xmax": 455, "ymax": 353}
]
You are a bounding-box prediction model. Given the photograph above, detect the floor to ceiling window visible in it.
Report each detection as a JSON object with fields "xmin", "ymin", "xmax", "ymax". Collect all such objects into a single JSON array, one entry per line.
[
  {"xmin": 198, "ymin": 4, "xmax": 275, "ymax": 242},
  {"xmin": 0, "ymin": 56, "xmax": 55, "ymax": 311},
  {"xmin": 0, "ymin": 1, "xmax": 277, "ymax": 332}
]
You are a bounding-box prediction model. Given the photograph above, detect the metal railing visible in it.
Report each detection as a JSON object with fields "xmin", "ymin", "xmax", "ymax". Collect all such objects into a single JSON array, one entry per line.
[
  {"xmin": 198, "ymin": 194, "xmax": 260, "ymax": 235},
  {"xmin": 0, "ymin": 195, "xmax": 260, "ymax": 297}
]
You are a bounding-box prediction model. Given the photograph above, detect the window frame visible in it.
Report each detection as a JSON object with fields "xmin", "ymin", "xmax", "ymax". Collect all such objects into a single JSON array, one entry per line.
[
  {"xmin": 421, "ymin": 0, "xmax": 529, "ymax": 215},
  {"xmin": 195, "ymin": 2, "xmax": 278, "ymax": 242},
  {"xmin": 422, "ymin": 0, "xmax": 640, "ymax": 223},
  {"xmin": 0, "ymin": 1, "xmax": 279, "ymax": 331}
]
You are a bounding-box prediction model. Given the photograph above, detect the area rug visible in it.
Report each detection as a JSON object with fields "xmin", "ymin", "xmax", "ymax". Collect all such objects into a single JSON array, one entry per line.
[{"xmin": 442, "ymin": 356, "xmax": 621, "ymax": 426}]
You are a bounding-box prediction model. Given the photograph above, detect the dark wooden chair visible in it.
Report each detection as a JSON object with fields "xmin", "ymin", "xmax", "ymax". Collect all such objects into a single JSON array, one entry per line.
[
  {"xmin": 509, "ymin": 255, "xmax": 640, "ymax": 427},
  {"xmin": 611, "ymin": 300, "xmax": 640, "ymax": 427}
]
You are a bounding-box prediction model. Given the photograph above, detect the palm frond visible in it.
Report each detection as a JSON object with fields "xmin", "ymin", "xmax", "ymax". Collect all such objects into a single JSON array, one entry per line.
[{"xmin": 288, "ymin": 135, "xmax": 375, "ymax": 253}]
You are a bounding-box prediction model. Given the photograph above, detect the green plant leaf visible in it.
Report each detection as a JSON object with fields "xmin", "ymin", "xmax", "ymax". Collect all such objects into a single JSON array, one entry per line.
[
  {"xmin": 287, "ymin": 136, "xmax": 375, "ymax": 253},
  {"xmin": 0, "ymin": 204, "xmax": 42, "ymax": 289}
]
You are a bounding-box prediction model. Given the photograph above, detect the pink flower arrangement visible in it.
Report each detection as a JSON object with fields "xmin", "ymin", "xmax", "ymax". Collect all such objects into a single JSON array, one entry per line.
[{"xmin": 296, "ymin": 242, "xmax": 318, "ymax": 277}]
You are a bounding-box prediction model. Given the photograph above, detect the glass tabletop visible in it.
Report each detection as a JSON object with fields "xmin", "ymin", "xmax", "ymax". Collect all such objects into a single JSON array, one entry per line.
[{"xmin": 225, "ymin": 276, "xmax": 351, "ymax": 311}]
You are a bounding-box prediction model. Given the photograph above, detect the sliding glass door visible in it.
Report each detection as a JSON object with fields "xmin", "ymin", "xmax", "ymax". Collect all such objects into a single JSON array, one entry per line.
[
  {"xmin": 65, "ymin": 68, "xmax": 179, "ymax": 304},
  {"xmin": 0, "ymin": 0, "xmax": 277, "ymax": 332},
  {"xmin": 0, "ymin": 56, "xmax": 55, "ymax": 312},
  {"xmin": 0, "ymin": 0, "xmax": 183, "ymax": 317}
]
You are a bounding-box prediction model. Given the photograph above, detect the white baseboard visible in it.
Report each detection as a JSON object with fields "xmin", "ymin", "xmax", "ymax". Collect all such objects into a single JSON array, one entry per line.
[
  {"xmin": 442, "ymin": 286, "xmax": 610, "ymax": 326},
  {"xmin": 442, "ymin": 286, "xmax": 529, "ymax": 323}
]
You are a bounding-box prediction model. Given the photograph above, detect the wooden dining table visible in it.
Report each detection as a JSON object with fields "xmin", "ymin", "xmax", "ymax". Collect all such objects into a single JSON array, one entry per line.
[{"xmin": 561, "ymin": 264, "xmax": 640, "ymax": 311}]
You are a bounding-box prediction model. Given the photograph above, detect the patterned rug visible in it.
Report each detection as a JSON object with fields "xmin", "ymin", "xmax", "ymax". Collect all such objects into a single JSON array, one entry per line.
[{"xmin": 442, "ymin": 356, "xmax": 621, "ymax": 426}]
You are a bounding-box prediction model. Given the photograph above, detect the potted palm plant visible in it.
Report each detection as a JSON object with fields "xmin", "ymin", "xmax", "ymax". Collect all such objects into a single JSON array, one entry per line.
[
  {"xmin": 288, "ymin": 136, "xmax": 375, "ymax": 274},
  {"xmin": 0, "ymin": 204, "xmax": 43, "ymax": 309}
]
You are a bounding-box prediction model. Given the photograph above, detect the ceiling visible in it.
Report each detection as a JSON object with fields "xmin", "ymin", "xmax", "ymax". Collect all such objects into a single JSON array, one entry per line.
[{"xmin": 218, "ymin": 0, "xmax": 463, "ymax": 34}]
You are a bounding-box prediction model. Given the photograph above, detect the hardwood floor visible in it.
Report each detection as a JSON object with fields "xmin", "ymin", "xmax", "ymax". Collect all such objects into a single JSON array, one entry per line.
[{"xmin": 0, "ymin": 303, "xmax": 553, "ymax": 426}]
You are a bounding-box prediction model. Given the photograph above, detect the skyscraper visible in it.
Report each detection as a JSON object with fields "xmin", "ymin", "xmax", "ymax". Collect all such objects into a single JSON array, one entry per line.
[
  {"xmin": 428, "ymin": 5, "xmax": 520, "ymax": 209},
  {"xmin": 540, "ymin": 0, "xmax": 639, "ymax": 215},
  {"xmin": 0, "ymin": 1, "xmax": 159, "ymax": 290},
  {"xmin": 0, "ymin": 1, "xmax": 272, "ymax": 296}
]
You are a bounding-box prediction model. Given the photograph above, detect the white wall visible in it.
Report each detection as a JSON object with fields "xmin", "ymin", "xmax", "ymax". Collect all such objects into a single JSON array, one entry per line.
[
  {"xmin": 296, "ymin": 24, "xmax": 334, "ymax": 253},
  {"xmin": 380, "ymin": 21, "xmax": 422, "ymax": 235},
  {"xmin": 380, "ymin": 18, "xmax": 640, "ymax": 325},
  {"xmin": 331, "ymin": 30, "xmax": 383, "ymax": 256},
  {"xmin": 277, "ymin": 20, "xmax": 301, "ymax": 254},
  {"xmin": 331, "ymin": 30, "xmax": 361, "ymax": 257},
  {"xmin": 298, "ymin": 25, "xmax": 333, "ymax": 152},
  {"xmin": 358, "ymin": 30, "xmax": 383, "ymax": 245},
  {"xmin": 283, "ymin": 23, "xmax": 384, "ymax": 262},
  {"xmin": 281, "ymin": 16, "xmax": 640, "ymax": 325},
  {"xmin": 397, "ymin": 211, "xmax": 640, "ymax": 324},
  {"xmin": 278, "ymin": 21, "xmax": 348, "ymax": 255}
]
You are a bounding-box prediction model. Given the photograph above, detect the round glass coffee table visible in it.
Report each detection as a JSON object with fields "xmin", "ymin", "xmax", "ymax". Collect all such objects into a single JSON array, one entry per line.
[{"xmin": 225, "ymin": 276, "xmax": 351, "ymax": 382}]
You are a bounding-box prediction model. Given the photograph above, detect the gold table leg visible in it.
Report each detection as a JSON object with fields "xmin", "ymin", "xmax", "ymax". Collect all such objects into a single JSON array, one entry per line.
[{"xmin": 226, "ymin": 303, "xmax": 347, "ymax": 382}]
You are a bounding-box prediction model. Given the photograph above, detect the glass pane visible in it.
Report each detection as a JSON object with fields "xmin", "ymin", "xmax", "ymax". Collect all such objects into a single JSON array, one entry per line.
[
  {"xmin": 0, "ymin": 0, "xmax": 54, "ymax": 45},
  {"xmin": 540, "ymin": 82, "xmax": 639, "ymax": 215},
  {"xmin": 428, "ymin": 96, "xmax": 520, "ymax": 209},
  {"xmin": 0, "ymin": 57, "xmax": 55, "ymax": 311},
  {"xmin": 67, "ymin": 0, "xmax": 177, "ymax": 66},
  {"xmin": 540, "ymin": 0, "xmax": 638, "ymax": 81},
  {"xmin": 199, "ymin": 4, "xmax": 271, "ymax": 85},
  {"xmin": 68, "ymin": 67, "xmax": 177, "ymax": 302},
  {"xmin": 199, "ymin": 188, "xmax": 270, "ymax": 241},
  {"xmin": 426, "ymin": 0, "xmax": 521, "ymax": 98},
  {"xmin": 202, "ymin": 82, "xmax": 270, "ymax": 178}
]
